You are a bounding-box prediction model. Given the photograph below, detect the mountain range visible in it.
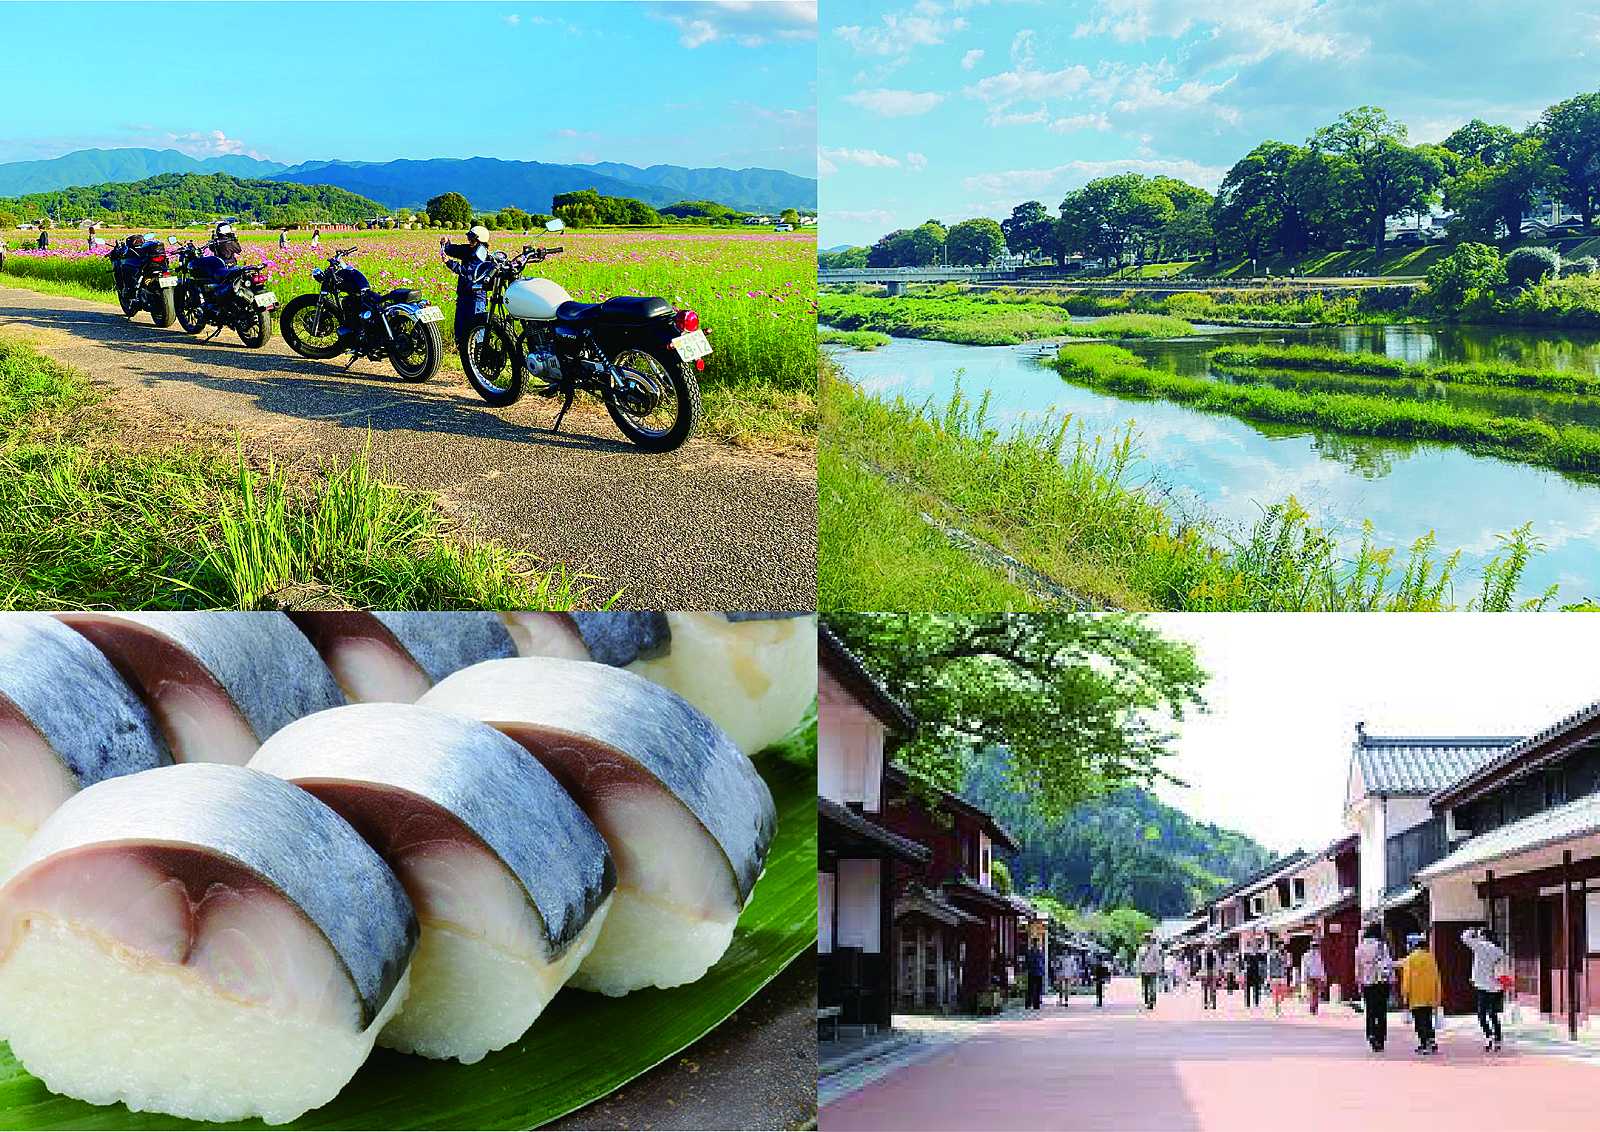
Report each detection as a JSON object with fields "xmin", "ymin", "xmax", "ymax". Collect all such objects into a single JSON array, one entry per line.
[
  {"xmin": 965, "ymin": 751, "xmax": 1278, "ymax": 918},
  {"xmin": 0, "ymin": 149, "xmax": 817, "ymax": 214}
]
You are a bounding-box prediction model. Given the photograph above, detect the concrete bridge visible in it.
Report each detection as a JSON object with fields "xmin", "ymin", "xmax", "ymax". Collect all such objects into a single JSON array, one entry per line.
[{"xmin": 818, "ymin": 266, "xmax": 1018, "ymax": 293}]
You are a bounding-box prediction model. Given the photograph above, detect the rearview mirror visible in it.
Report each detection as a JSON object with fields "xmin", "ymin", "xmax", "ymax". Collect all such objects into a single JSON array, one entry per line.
[{"xmin": 545, "ymin": 219, "xmax": 565, "ymax": 233}]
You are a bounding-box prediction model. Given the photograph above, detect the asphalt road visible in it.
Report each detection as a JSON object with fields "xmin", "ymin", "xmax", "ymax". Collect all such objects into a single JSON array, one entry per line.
[{"xmin": 0, "ymin": 286, "xmax": 816, "ymax": 610}]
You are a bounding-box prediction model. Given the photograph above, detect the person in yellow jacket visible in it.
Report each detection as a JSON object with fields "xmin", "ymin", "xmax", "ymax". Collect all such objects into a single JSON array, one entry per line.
[{"xmin": 1399, "ymin": 933, "xmax": 1443, "ymax": 1055}]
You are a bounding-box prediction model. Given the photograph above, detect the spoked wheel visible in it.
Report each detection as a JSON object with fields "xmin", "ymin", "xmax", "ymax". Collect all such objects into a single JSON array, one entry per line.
[
  {"xmin": 116, "ymin": 276, "xmax": 138, "ymax": 317},
  {"xmin": 604, "ymin": 344, "xmax": 701, "ymax": 452},
  {"xmin": 237, "ymin": 304, "xmax": 273, "ymax": 350},
  {"xmin": 174, "ymin": 281, "xmax": 206, "ymax": 335},
  {"xmin": 459, "ymin": 315, "xmax": 524, "ymax": 406},
  {"xmin": 281, "ymin": 294, "xmax": 344, "ymax": 359},
  {"xmin": 387, "ymin": 309, "xmax": 443, "ymax": 382}
]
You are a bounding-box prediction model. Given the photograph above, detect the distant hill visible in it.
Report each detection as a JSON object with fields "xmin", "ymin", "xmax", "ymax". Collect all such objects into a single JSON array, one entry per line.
[
  {"xmin": 0, "ymin": 148, "xmax": 287, "ymax": 196},
  {"xmin": 266, "ymin": 157, "xmax": 816, "ymax": 214},
  {"xmin": 0, "ymin": 172, "xmax": 385, "ymax": 227},
  {"xmin": 965, "ymin": 751, "xmax": 1277, "ymax": 918}
]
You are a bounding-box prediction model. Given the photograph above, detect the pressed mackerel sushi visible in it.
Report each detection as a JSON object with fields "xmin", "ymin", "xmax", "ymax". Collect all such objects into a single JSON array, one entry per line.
[
  {"xmin": 418, "ymin": 658, "xmax": 776, "ymax": 996},
  {"xmin": 289, "ymin": 612, "xmax": 518, "ymax": 703},
  {"xmin": 0, "ymin": 614, "xmax": 170, "ymax": 874},
  {"xmin": 505, "ymin": 612, "xmax": 818, "ymax": 755},
  {"xmin": 0, "ymin": 763, "xmax": 416, "ymax": 1125},
  {"xmin": 58, "ymin": 612, "xmax": 344, "ymax": 764},
  {"xmin": 250, "ymin": 703, "xmax": 615, "ymax": 1062}
]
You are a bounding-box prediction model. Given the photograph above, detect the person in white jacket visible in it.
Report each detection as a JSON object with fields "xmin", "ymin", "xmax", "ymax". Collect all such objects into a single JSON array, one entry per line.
[
  {"xmin": 1463, "ymin": 927, "xmax": 1507, "ymax": 1051},
  {"xmin": 1353, "ymin": 925, "xmax": 1394, "ymax": 1051},
  {"xmin": 1136, "ymin": 936, "xmax": 1163, "ymax": 1010},
  {"xmin": 1303, "ymin": 937, "xmax": 1328, "ymax": 1015}
]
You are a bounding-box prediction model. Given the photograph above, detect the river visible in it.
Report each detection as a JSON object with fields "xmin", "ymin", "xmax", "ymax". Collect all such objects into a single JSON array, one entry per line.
[{"xmin": 827, "ymin": 322, "xmax": 1600, "ymax": 603}]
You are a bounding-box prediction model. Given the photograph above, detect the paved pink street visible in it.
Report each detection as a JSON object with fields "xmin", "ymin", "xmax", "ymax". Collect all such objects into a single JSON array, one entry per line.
[{"xmin": 821, "ymin": 977, "xmax": 1600, "ymax": 1131}]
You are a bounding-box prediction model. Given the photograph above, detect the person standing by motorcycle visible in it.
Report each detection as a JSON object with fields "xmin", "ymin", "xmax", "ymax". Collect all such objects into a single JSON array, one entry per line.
[
  {"xmin": 440, "ymin": 224, "xmax": 492, "ymax": 348},
  {"xmin": 209, "ymin": 223, "xmax": 243, "ymax": 267}
]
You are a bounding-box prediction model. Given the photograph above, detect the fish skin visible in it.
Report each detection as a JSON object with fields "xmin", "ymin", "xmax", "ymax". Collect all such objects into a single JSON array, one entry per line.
[
  {"xmin": 0, "ymin": 614, "xmax": 170, "ymax": 785},
  {"xmin": 6, "ymin": 763, "xmax": 416, "ymax": 1027},
  {"xmin": 370, "ymin": 613, "xmax": 517, "ymax": 685},
  {"xmin": 567, "ymin": 613, "xmax": 670, "ymax": 667},
  {"xmin": 722, "ymin": 613, "xmax": 813, "ymax": 621},
  {"xmin": 419, "ymin": 658, "xmax": 776, "ymax": 903},
  {"xmin": 250, "ymin": 703, "xmax": 615, "ymax": 955},
  {"xmin": 60, "ymin": 613, "xmax": 344, "ymax": 743}
]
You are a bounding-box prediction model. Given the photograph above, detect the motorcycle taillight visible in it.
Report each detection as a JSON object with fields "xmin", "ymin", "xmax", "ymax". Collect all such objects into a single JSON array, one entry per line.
[
  {"xmin": 675, "ymin": 309, "xmax": 700, "ymax": 333},
  {"xmin": 252, "ymin": 274, "xmax": 267, "ymax": 285},
  {"xmin": 151, "ymin": 255, "xmax": 166, "ymax": 265}
]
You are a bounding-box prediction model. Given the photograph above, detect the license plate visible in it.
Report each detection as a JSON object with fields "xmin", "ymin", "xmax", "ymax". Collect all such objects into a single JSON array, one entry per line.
[
  {"xmin": 255, "ymin": 292, "xmax": 277, "ymax": 308},
  {"xmin": 414, "ymin": 305, "xmax": 444, "ymax": 324},
  {"xmin": 157, "ymin": 276, "xmax": 177, "ymax": 287},
  {"xmin": 672, "ymin": 329, "xmax": 712, "ymax": 361}
]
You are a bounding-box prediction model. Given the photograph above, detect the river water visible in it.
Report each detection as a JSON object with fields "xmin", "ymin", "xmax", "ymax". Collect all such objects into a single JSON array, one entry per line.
[{"xmin": 827, "ymin": 322, "xmax": 1600, "ymax": 603}]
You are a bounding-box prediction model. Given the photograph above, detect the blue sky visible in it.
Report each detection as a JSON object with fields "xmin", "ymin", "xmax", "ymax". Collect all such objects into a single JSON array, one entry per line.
[
  {"xmin": 0, "ymin": 1, "xmax": 816, "ymax": 175},
  {"xmin": 820, "ymin": 0, "xmax": 1600, "ymax": 248}
]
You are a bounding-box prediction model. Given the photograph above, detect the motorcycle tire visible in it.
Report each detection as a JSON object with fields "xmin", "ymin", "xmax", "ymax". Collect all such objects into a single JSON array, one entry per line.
[
  {"xmin": 281, "ymin": 294, "xmax": 345, "ymax": 359},
  {"xmin": 116, "ymin": 281, "xmax": 139, "ymax": 318},
  {"xmin": 604, "ymin": 342, "xmax": 702, "ymax": 453},
  {"xmin": 174, "ymin": 281, "xmax": 206, "ymax": 335},
  {"xmin": 459, "ymin": 315, "xmax": 524, "ymax": 407},
  {"xmin": 149, "ymin": 283, "xmax": 177, "ymax": 328},
  {"xmin": 387, "ymin": 309, "xmax": 443, "ymax": 383},
  {"xmin": 237, "ymin": 304, "xmax": 273, "ymax": 350}
]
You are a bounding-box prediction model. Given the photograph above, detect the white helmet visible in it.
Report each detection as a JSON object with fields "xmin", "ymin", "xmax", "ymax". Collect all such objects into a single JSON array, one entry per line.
[
  {"xmin": 215, "ymin": 223, "xmax": 234, "ymax": 236},
  {"xmin": 467, "ymin": 225, "xmax": 490, "ymax": 243}
]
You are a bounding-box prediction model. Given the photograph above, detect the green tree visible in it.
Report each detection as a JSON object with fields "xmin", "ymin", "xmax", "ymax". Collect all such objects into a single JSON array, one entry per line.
[
  {"xmin": 780, "ymin": 207, "xmax": 800, "ymax": 225},
  {"xmin": 945, "ymin": 217, "xmax": 1007, "ymax": 265},
  {"xmin": 1444, "ymin": 136, "xmax": 1553, "ymax": 242},
  {"xmin": 1000, "ymin": 200, "xmax": 1063, "ymax": 264},
  {"xmin": 1442, "ymin": 119, "xmax": 1521, "ymax": 166},
  {"xmin": 0, "ymin": 210, "xmax": 15, "ymax": 230},
  {"xmin": 865, "ymin": 220, "xmax": 947, "ymax": 267},
  {"xmin": 1058, "ymin": 175, "xmax": 1176, "ymax": 265},
  {"xmin": 1540, "ymin": 93, "xmax": 1600, "ymax": 226},
  {"xmin": 426, "ymin": 192, "xmax": 471, "ymax": 227},
  {"xmin": 1104, "ymin": 908, "xmax": 1156, "ymax": 963},
  {"xmin": 990, "ymin": 859, "xmax": 1013, "ymax": 897},
  {"xmin": 1210, "ymin": 141, "xmax": 1317, "ymax": 256},
  {"xmin": 822, "ymin": 613, "xmax": 1209, "ymax": 817},
  {"xmin": 1310, "ymin": 107, "xmax": 1445, "ymax": 249},
  {"xmin": 498, "ymin": 206, "xmax": 532, "ymax": 231},
  {"xmin": 1423, "ymin": 241, "xmax": 1505, "ymax": 308}
]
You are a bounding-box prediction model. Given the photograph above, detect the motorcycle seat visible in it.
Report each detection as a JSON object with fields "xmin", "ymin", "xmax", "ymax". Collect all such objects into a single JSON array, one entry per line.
[
  {"xmin": 383, "ymin": 288, "xmax": 424, "ymax": 306},
  {"xmin": 556, "ymin": 295, "xmax": 673, "ymax": 325}
]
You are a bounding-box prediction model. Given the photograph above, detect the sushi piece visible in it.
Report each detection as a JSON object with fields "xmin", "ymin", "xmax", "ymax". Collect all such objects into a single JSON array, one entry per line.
[
  {"xmin": 250, "ymin": 703, "xmax": 615, "ymax": 1062},
  {"xmin": 504, "ymin": 612, "xmax": 818, "ymax": 755},
  {"xmin": 0, "ymin": 763, "xmax": 416, "ymax": 1125},
  {"xmin": 57, "ymin": 612, "xmax": 344, "ymax": 765},
  {"xmin": 418, "ymin": 658, "xmax": 776, "ymax": 996},
  {"xmin": 0, "ymin": 614, "xmax": 170, "ymax": 874},
  {"xmin": 288, "ymin": 611, "xmax": 518, "ymax": 703}
]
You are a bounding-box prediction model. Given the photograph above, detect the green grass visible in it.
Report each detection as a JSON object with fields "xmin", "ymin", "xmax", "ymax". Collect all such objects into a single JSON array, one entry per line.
[
  {"xmin": 818, "ymin": 291, "xmax": 1192, "ymax": 345},
  {"xmin": 819, "ymin": 329, "xmax": 893, "ymax": 350},
  {"xmin": 1208, "ymin": 344, "xmax": 1600, "ymax": 395},
  {"xmin": 0, "ymin": 332, "xmax": 598, "ymax": 609},
  {"xmin": 819, "ymin": 349, "xmax": 1558, "ymax": 610},
  {"xmin": 1055, "ymin": 343, "xmax": 1600, "ymax": 476}
]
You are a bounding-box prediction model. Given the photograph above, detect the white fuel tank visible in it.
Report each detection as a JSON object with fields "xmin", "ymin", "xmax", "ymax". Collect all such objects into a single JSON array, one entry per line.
[{"xmin": 504, "ymin": 277, "xmax": 573, "ymax": 321}]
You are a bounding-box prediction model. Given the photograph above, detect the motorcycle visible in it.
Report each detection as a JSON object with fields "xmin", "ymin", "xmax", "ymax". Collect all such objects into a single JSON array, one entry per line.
[
  {"xmin": 172, "ymin": 239, "xmax": 276, "ymax": 348},
  {"xmin": 452, "ymin": 219, "xmax": 708, "ymax": 453},
  {"xmin": 279, "ymin": 246, "xmax": 444, "ymax": 382},
  {"xmin": 109, "ymin": 234, "xmax": 179, "ymax": 327}
]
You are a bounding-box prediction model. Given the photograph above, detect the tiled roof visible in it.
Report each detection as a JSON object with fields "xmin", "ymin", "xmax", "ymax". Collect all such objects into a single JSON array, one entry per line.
[
  {"xmin": 1355, "ymin": 733, "xmax": 1520, "ymax": 795},
  {"xmin": 820, "ymin": 622, "xmax": 916, "ymax": 733},
  {"xmin": 1432, "ymin": 698, "xmax": 1600, "ymax": 807},
  {"xmin": 1417, "ymin": 791, "xmax": 1600, "ymax": 882},
  {"xmin": 1189, "ymin": 850, "xmax": 1308, "ymax": 915}
]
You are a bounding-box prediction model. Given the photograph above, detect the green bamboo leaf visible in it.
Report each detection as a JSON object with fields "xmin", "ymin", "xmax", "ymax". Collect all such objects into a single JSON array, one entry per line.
[{"xmin": 0, "ymin": 751, "xmax": 817, "ymax": 1130}]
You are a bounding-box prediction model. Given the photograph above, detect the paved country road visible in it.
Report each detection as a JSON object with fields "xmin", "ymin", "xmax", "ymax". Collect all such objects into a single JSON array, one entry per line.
[
  {"xmin": 822, "ymin": 977, "xmax": 1600, "ymax": 1132},
  {"xmin": 0, "ymin": 286, "xmax": 816, "ymax": 609}
]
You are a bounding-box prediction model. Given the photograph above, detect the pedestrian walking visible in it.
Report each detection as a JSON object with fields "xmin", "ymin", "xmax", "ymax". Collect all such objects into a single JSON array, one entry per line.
[
  {"xmin": 1223, "ymin": 952, "xmax": 1238, "ymax": 996},
  {"xmin": 1200, "ymin": 946, "xmax": 1219, "ymax": 1010},
  {"xmin": 1243, "ymin": 939, "xmax": 1265, "ymax": 1009},
  {"xmin": 1463, "ymin": 926, "xmax": 1507, "ymax": 1052},
  {"xmin": 1268, "ymin": 940, "xmax": 1290, "ymax": 1015},
  {"xmin": 1092, "ymin": 953, "xmax": 1109, "ymax": 1008},
  {"xmin": 1025, "ymin": 940, "xmax": 1045, "ymax": 1011},
  {"xmin": 1399, "ymin": 933, "xmax": 1442, "ymax": 1054},
  {"xmin": 311, "ymin": 228, "xmax": 322, "ymax": 249},
  {"xmin": 1137, "ymin": 935, "xmax": 1162, "ymax": 1010},
  {"xmin": 1354, "ymin": 925, "xmax": 1395, "ymax": 1052},
  {"xmin": 85, "ymin": 223, "xmax": 96, "ymax": 250},
  {"xmin": 1304, "ymin": 937, "xmax": 1327, "ymax": 1015}
]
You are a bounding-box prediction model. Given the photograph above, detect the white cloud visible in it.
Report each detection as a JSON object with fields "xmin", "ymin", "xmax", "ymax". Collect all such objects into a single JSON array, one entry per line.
[
  {"xmin": 1047, "ymin": 112, "xmax": 1113, "ymax": 133},
  {"xmin": 834, "ymin": 8, "xmax": 969, "ymax": 58},
  {"xmin": 961, "ymin": 156, "xmax": 1230, "ymax": 197},
  {"xmin": 1073, "ymin": 0, "xmax": 1366, "ymax": 71},
  {"xmin": 166, "ymin": 129, "xmax": 260, "ymax": 159},
  {"xmin": 651, "ymin": 1, "xmax": 816, "ymax": 49},
  {"xmin": 986, "ymin": 108, "xmax": 1050, "ymax": 128},
  {"xmin": 843, "ymin": 88, "xmax": 947, "ymax": 117},
  {"xmin": 503, "ymin": 13, "xmax": 520, "ymax": 25},
  {"xmin": 961, "ymin": 48, "xmax": 985, "ymax": 69},
  {"xmin": 818, "ymin": 147, "xmax": 904, "ymax": 176},
  {"xmin": 832, "ymin": 209, "xmax": 897, "ymax": 225},
  {"xmin": 906, "ymin": 151, "xmax": 929, "ymax": 169}
]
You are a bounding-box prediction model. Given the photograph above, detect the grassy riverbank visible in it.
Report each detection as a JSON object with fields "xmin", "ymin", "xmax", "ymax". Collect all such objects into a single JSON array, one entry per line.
[
  {"xmin": 0, "ymin": 332, "xmax": 595, "ymax": 609},
  {"xmin": 820, "ymin": 350, "xmax": 1563, "ymax": 611},
  {"xmin": 1208, "ymin": 344, "xmax": 1600, "ymax": 395},
  {"xmin": 1055, "ymin": 343, "xmax": 1600, "ymax": 476},
  {"xmin": 819, "ymin": 291, "xmax": 1193, "ymax": 344},
  {"xmin": 819, "ymin": 329, "xmax": 893, "ymax": 350}
]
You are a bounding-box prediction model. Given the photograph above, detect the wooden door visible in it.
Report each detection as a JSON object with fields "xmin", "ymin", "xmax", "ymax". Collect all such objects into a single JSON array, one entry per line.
[{"xmin": 1540, "ymin": 897, "xmax": 1555, "ymax": 1016}]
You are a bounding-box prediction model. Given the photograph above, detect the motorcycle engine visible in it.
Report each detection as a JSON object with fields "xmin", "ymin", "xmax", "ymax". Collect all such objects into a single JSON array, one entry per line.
[{"xmin": 525, "ymin": 349, "xmax": 563, "ymax": 383}]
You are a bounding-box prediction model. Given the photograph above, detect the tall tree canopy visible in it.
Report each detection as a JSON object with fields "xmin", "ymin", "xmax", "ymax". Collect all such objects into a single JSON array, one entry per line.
[
  {"xmin": 945, "ymin": 217, "xmax": 1007, "ymax": 265},
  {"xmin": 824, "ymin": 613, "xmax": 1209, "ymax": 817},
  {"xmin": 865, "ymin": 219, "xmax": 948, "ymax": 267},
  {"xmin": 1057, "ymin": 174, "xmax": 1176, "ymax": 265},
  {"xmin": 1000, "ymin": 200, "xmax": 1064, "ymax": 264},
  {"xmin": 1310, "ymin": 106, "xmax": 1445, "ymax": 248},
  {"xmin": 1540, "ymin": 93, "xmax": 1600, "ymax": 227}
]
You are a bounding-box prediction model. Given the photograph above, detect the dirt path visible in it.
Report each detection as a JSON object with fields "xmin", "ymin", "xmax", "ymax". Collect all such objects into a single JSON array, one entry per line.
[{"xmin": 0, "ymin": 287, "xmax": 816, "ymax": 609}]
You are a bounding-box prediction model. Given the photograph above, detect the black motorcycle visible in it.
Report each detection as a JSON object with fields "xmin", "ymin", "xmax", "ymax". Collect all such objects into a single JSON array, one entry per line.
[
  {"xmin": 172, "ymin": 240, "xmax": 276, "ymax": 348},
  {"xmin": 109, "ymin": 234, "xmax": 179, "ymax": 327},
  {"xmin": 279, "ymin": 247, "xmax": 444, "ymax": 382},
  {"xmin": 454, "ymin": 222, "xmax": 705, "ymax": 452}
]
